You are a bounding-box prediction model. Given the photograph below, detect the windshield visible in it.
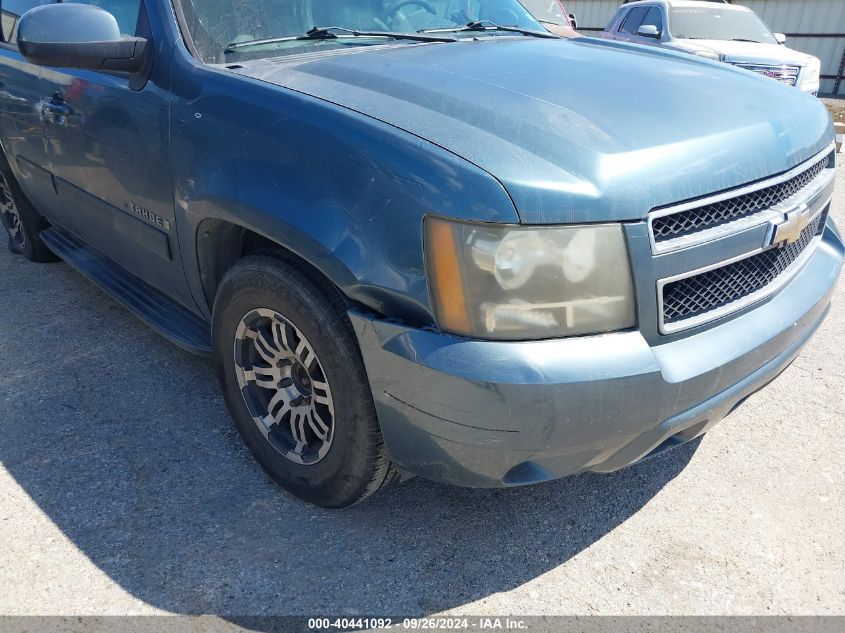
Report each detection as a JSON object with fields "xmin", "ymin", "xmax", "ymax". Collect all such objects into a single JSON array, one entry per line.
[
  {"xmin": 519, "ymin": 0, "xmax": 567, "ymax": 26},
  {"xmin": 669, "ymin": 6, "xmax": 777, "ymax": 44},
  {"xmin": 176, "ymin": 0, "xmax": 545, "ymax": 63}
]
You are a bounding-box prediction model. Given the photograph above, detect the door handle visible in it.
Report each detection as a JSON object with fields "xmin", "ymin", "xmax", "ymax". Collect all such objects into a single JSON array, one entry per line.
[
  {"xmin": 42, "ymin": 93, "xmax": 73, "ymax": 121},
  {"xmin": 45, "ymin": 101, "xmax": 73, "ymax": 116}
]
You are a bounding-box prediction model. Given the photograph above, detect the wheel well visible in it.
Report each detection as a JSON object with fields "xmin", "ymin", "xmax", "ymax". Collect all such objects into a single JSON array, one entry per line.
[{"xmin": 196, "ymin": 219, "xmax": 347, "ymax": 312}]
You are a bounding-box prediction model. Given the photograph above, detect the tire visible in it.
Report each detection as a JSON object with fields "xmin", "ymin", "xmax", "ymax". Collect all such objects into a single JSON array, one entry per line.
[
  {"xmin": 213, "ymin": 253, "xmax": 398, "ymax": 508},
  {"xmin": 0, "ymin": 155, "xmax": 58, "ymax": 263}
]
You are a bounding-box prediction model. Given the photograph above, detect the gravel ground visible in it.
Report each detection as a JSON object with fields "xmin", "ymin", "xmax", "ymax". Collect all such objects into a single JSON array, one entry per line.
[
  {"xmin": 0, "ymin": 163, "xmax": 843, "ymax": 619},
  {"xmin": 822, "ymin": 97, "xmax": 844, "ymax": 123}
]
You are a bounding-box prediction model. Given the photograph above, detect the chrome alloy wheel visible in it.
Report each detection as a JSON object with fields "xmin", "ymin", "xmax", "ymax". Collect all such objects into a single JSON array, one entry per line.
[
  {"xmin": 234, "ymin": 308, "xmax": 335, "ymax": 465},
  {"xmin": 0, "ymin": 172, "xmax": 24, "ymax": 250}
]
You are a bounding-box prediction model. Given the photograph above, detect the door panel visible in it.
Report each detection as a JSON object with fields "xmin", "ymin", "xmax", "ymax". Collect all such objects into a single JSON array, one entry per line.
[
  {"xmin": 0, "ymin": 0, "xmax": 66, "ymax": 226},
  {"xmin": 39, "ymin": 1, "xmax": 196, "ymax": 308}
]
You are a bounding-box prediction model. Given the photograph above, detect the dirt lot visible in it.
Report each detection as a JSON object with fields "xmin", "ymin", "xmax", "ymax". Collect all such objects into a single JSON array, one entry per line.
[
  {"xmin": 0, "ymin": 164, "xmax": 843, "ymax": 619},
  {"xmin": 823, "ymin": 97, "xmax": 845, "ymax": 123}
]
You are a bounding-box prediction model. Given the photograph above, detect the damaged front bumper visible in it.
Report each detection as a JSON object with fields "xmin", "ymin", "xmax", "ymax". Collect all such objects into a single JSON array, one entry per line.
[{"xmin": 351, "ymin": 222, "xmax": 843, "ymax": 487}]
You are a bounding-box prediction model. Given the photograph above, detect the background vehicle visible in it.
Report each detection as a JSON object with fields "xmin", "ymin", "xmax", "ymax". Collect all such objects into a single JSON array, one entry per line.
[
  {"xmin": 0, "ymin": 0, "xmax": 840, "ymax": 508},
  {"xmin": 603, "ymin": 0, "xmax": 822, "ymax": 94},
  {"xmin": 520, "ymin": 0, "xmax": 579, "ymax": 37}
]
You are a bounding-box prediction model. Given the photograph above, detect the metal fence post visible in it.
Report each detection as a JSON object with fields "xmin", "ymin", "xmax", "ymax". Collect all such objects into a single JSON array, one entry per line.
[{"xmin": 835, "ymin": 46, "xmax": 845, "ymax": 95}]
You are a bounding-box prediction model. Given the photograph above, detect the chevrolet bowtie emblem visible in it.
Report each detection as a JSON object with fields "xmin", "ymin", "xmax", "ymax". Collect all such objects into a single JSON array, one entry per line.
[{"xmin": 768, "ymin": 204, "xmax": 812, "ymax": 247}]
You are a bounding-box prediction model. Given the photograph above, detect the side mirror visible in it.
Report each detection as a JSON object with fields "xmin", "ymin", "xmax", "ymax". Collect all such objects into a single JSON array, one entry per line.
[
  {"xmin": 774, "ymin": 32, "xmax": 786, "ymax": 44},
  {"xmin": 17, "ymin": 3, "xmax": 148, "ymax": 73},
  {"xmin": 637, "ymin": 24, "xmax": 661, "ymax": 39},
  {"xmin": 568, "ymin": 13, "xmax": 578, "ymax": 29}
]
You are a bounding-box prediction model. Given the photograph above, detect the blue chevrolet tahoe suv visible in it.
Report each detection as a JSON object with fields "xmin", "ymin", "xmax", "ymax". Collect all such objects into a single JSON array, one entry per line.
[{"xmin": 0, "ymin": 0, "xmax": 841, "ymax": 507}]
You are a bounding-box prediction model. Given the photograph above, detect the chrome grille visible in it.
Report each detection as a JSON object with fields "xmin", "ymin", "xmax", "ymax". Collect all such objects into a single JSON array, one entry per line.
[
  {"xmin": 651, "ymin": 156, "xmax": 829, "ymax": 243},
  {"xmin": 732, "ymin": 63, "xmax": 800, "ymax": 86},
  {"xmin": 661, "ymin": 211, "xmax": 826, "ymax": 325}
]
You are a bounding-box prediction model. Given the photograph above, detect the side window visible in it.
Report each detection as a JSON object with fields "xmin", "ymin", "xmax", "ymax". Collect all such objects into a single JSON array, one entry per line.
[
  {"xmin": 0, "ymin": 0, "xmax": 54, "ymax": 45},
  {"xmin": 619, "ymin": 7, "xmax": 648, "ymax": 35},
  {"xmin": 639, "ymin": 6, "xmax": 663, "ymax": 34},
  {"xmin": 67, "ymin": 0, "xmax": 143, "ymax": 36}
]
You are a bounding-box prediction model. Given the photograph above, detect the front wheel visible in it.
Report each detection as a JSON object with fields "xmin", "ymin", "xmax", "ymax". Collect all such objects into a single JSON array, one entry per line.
[
  {"xmin": 212, "ymin": 254, "xmax": 398, "ymax": 508},
  {"xmin": 0, "ymin": 160, "xmax": 58, "ymax": 262}
]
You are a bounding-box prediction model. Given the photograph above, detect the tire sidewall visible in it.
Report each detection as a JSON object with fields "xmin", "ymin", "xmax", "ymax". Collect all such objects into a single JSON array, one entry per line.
[
  {"xmin": 0, "ymin": 165, "xmax": 30, "ymax": 257},
  {"xmin": 213, "ymin": 258, "xmax": 376, "ymax": 507},
  {"xmin": 0, "ymin": 156, "xmax": 53, "ymax": 262}
]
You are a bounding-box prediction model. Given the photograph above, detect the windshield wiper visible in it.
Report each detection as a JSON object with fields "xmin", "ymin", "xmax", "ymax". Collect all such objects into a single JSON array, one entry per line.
[
  {"xmin": 732, "ymin": 38, "xmax": 762, "ymax": 43},
  {"xmin": 225, "ymin": 26, "xmax": 456, "ymax": 52},
  {"xmin": 419, "ymin": 20, "xmax": 558, "ymax": 39}
]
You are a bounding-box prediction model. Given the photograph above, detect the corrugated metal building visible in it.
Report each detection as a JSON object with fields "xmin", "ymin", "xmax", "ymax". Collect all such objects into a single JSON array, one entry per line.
[{"xmin": 565, "ymin": 0, "xmax": 845, "ymax": 95}]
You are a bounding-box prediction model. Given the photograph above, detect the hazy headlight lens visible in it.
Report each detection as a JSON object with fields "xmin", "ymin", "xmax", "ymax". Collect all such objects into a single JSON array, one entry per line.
[
  {"xmin": 801, "ymin": 57, "xmax": 821, "ymax": 90},
  {"xmin": 425, "ymin": 217, "xmax": 636, "ymax": 340}
]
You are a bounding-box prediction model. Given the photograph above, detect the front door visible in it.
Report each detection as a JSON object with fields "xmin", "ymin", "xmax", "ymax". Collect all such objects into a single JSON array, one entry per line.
[
  {"xmin": 39, "ymin": 0, "xmax": 196, "ymax": 308},
  {"xmin": 0, "ymin": 0, "xmax": 66, "ymax": 227}
]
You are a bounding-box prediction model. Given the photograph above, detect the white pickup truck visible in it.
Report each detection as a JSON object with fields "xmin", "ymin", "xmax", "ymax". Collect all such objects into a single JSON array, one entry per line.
[{"xmin": 603, "ymin": 0, "xmax": 822, "ymax": 95}]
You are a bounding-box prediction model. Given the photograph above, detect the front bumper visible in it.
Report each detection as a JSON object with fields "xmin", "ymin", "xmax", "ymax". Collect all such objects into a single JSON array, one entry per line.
[
  {"xmin": 351, "ymin": 221, "xmax": 843, "ymax": 488},
  {"xmin": 800, "ymin": 80, "xmax": 820, "ymax": 96}
]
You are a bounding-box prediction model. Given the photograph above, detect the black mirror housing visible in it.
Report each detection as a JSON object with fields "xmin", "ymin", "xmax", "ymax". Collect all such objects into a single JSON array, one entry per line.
[
  {"xmin": 17, "ymin": 3, "xmax": 148, "ymax": 73},
  {"xmin": 568, "ymin": 13, "xmax": 578, "ymax": 29},
  {"xmin": 19, "ymin": 38, "xmax": 149, "ymax": 72}
]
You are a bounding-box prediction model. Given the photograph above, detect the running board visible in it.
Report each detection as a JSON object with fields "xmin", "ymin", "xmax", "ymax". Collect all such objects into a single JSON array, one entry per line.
[{"xmin": 41, "ymin": 227, "xmax": 212, "ymax": 356}]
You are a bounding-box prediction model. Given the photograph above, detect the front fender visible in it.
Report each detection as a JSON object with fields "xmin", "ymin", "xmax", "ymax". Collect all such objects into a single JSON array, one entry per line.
[{"xmin": 169, "ymin": 56, "xmax": 518, "ymax": 325}]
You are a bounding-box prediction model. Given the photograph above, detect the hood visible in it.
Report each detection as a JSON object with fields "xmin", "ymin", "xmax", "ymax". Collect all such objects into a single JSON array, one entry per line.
[
  {"xmin": 234, "ymin": 37, "xmax": 833, "ymax": 224},
  {"xmin": 670, "ymin": 39, "xmax": 814, "ymax": 66}
]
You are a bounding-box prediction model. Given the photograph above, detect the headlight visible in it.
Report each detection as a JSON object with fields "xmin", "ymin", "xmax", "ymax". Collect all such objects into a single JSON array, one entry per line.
[
  {"xmin": 800, "ymin": 57, "xmax": 821, "ymax": 90},
  {"xmin": 425, "ymin": 216, "xmax": 637, "ymax": 340},
  {"xmin": 693, "ymin": 49, "xmax": 721, "ymax": 61}
]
